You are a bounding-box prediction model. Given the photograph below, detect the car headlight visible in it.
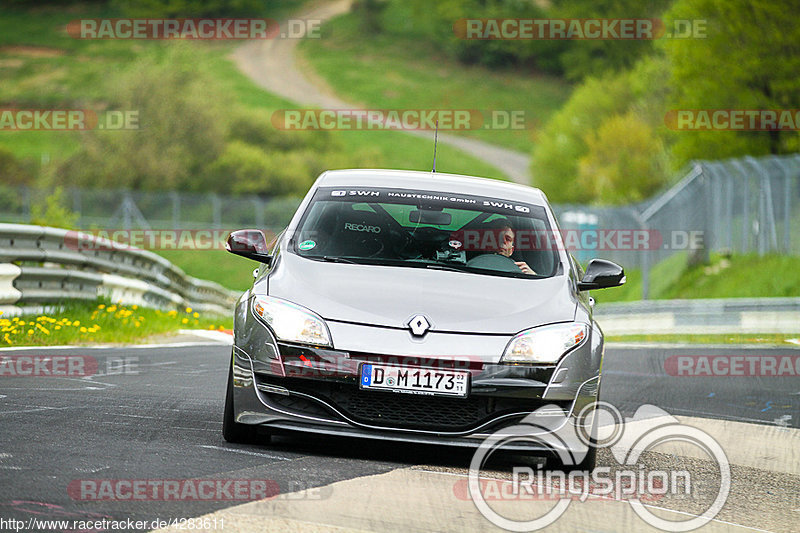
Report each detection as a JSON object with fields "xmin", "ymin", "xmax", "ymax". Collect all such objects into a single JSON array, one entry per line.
[
  {"xmin": 501, "ymin": 322, "xmax": 588, "ymax": 364},
  {"xmin": 251, "ymin": 295, "xmax": 332, "ymax": 347}
]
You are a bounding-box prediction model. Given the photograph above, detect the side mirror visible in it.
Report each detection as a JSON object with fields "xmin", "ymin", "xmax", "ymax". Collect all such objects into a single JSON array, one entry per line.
[
  {"xmin": 226, "ymin": 229, "xmax": 272, "ymax": 265},
  {"xmin": 577, "ymin": 259, "xmax": 625, "ymax": 291}
]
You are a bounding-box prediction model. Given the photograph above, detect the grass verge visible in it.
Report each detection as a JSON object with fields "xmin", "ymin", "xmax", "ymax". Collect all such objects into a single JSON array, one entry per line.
[
  {"xmin": 156, "ymin": 249, "xmax": 255, "ymax": 293},
  {"xmin": 299, "ymin": 8, "xmax": 570, "ymax": 154},
  {"xmin": 606, "ymin": 333, "xmax": 800, "ymax": 345},
  {"xmin": 0, "ymin": 299, "xmax": 233, "ymax": 347},
  {"xmin": 593, "ymin": 253, "xmax": 800, "ymax": 303}
]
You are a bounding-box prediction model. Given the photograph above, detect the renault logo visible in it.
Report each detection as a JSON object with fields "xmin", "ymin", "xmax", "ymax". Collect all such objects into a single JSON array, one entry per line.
[{"xmin": 407, "ymin": 314, "xmax": 431, "ymax": 336}]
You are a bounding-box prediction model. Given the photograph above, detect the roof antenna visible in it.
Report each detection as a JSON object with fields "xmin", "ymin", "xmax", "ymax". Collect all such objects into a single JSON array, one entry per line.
[{"xmin": 431, "ymin": 120, "xmax": 439, "ymax": 173}]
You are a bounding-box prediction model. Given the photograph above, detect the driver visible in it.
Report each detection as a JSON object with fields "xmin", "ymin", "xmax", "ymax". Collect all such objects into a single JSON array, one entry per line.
[{"xmin": 488, "ymin": 218, "xmax": 536, "ymax": 275}]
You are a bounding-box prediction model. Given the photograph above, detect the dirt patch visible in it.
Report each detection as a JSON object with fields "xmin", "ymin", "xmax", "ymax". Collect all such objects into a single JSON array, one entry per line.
[
  {"xmin": 0, "ymin": 46, "xmax": 66, "ymax": 58},
  {"xmin": 0, "ymin": 59, "xmax": 24, "ymax": 68}
]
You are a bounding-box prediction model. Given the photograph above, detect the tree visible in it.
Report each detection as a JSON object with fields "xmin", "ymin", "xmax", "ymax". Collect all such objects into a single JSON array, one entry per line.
[
  {"xmin": 660, "ymin": 0, "xmax": 800, "ymax": 163},
  {"xmin": 578, "ymin": 112, "xmax": 668, "ymax": 204},
  {"xmin": 530, "ymin": 73, "xmax": 632, "ymax": 203},
  {"xmin": 57, "ymin": 45, "xmax": 230, "ymax": 191}
]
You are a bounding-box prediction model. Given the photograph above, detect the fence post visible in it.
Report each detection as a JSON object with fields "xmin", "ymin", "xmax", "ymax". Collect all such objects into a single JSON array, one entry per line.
[
  {"xmin": 71, "ymin": 187, "xmax": 82, "ymax": 228},
  {"xmin": 631, "ymin": 208, "xmax": 650, "ymax": 300},
  {"xmin": 171, "ymin": 191, "xmax": 180, "ymax": 229},
  {"xmin": 254, "ymin": 198, "xmax": 265, "ymax": 229},
  {"xmin": 211, "ymin": 193, "xmax": 221, "ymax": 229}
]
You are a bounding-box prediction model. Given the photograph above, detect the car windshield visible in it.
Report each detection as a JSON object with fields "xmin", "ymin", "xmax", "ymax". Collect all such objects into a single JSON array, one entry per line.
[{"xmin": 292, "ymin": 186, "xmax": 561, "ymax": 278}]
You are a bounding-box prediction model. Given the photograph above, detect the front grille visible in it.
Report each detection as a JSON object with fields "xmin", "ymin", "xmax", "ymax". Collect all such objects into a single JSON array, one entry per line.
[
  {"xmin": 257, "ymin": 375, "xmax": 555, "ymax": 432},
  {"xmin": 336, "ymin": 389, "xmax": 485, "ymax": 429}
]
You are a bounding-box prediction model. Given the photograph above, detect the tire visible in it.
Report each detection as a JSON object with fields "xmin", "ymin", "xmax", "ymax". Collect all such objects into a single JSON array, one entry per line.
[
  {"xmin": 571, "ymin": 443, "xmax": 597, "ymax": 472},
  {"xmin": 222, "ymin": 363, "xmax": 258, "ymax": 444}
]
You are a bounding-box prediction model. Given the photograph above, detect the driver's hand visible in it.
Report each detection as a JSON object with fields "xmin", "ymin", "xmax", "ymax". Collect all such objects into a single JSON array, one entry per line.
[{"xmin": 515, "ymin": 261, "xmax": 536, "ymax": 275}]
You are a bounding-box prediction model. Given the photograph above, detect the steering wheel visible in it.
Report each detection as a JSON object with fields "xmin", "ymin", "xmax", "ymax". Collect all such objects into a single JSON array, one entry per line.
[
  {"xmin": 389, "ymin": 228, "xmax": 417, "ymax": 258},
  {"xmin": 357, "ymin": 236, "xmax": 385, "ymax": 258},
  {"xmin": 466, "ymin": 253, "xmax": 521, "ymax": 273}
]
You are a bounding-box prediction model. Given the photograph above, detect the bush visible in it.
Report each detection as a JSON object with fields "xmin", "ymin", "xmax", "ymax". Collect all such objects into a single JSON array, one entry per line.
[
  {"xmin": 530, "ymin": 74, "xmax": 632, "ymax": 203},
  {"xmin": 112, "ymin": 0, "xmax": 266, "ymax": 17},
  {"xmin": 577, "ymin": 112, "xmax": 668, "ymax": 204},
  {"xmin": 0, "ymin": 146, "xmax": 33, "ymax": 186},
  {"xmin": 57, "ymin": 45, "xmax": 231, "ymax": 191},
  {"xmin": 30, "ymin": 186, "xmax": 79, "ymax": 229}
]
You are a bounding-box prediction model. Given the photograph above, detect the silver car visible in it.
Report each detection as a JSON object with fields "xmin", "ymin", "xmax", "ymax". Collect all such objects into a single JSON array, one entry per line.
[{"xmin": 223, "ymin": 169, "xmax": 624, "ymax": 469}]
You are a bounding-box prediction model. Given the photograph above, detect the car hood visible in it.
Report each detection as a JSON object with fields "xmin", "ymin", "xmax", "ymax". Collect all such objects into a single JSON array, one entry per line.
[{"xmin": 265, "ymin": 253, "xmax": 577, "ymax": 335}]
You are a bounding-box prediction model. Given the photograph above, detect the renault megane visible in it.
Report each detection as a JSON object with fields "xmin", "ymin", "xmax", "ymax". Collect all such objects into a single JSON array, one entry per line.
[{"xmin": 222, "ymin": 169, "xmax": 625, "ymax": 469}]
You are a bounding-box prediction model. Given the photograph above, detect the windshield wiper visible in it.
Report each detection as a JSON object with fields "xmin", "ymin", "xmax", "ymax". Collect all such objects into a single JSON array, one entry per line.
[
  {"xmin": 425, "ymin": 264, "xmax": 470, "ymax": 273},
  {"xmin": 316, "ymin": 256, "xmax": 357, "ymax": 264}
]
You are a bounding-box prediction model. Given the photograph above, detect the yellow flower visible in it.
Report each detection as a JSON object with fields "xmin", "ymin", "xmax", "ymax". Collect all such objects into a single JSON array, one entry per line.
[
  {"xmin": 134, "ymin": 321, "xmax": 140, "ymax": 328},
  {"xmin": 98, "ymin": 304, "xmax": 106, "ymax": 309},
  {"xmin": 3, "ymin": 333, "xmax": 11, "ymax": 344},
  {"xmin": 55, "ymin": 325, "xmax": 61, "ymax": 330},
  {"xmin": 192, "ymin": 312, "xmax": 199, "ymax": 319},
  {"xmin": 132, "ymin": 305, "xmax": 138, "ymax": 310},
  {"xmin": 35, "ymin": 323, "xmax": 50, "ymax": 335},
  {"xmin": 73, "ymin": 320, "xmax": 81, "ymax": 326},
  {"xmin": 80, "ymin": 326, "xmax": 87, "ymax": 333},
  {"xmin": 185, "ymin": 307, "xmax": 192, "ymax": 313},
  {"xmin": 27, "ymin": 329, "xmax": 33, "ymax": 335},
  {"xmin": 181, "ymin": 318, "xmax": 188, "ymax": 324},
  {"xmin": 107, "ymin": 306, "xmax": 116, "ymax": 313}
]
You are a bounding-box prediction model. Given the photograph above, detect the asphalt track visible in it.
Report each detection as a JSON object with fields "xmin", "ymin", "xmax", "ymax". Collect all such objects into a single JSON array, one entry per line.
[{"xmin": 0, "ymin": 341, "xmax": 797, "ymax": 532}]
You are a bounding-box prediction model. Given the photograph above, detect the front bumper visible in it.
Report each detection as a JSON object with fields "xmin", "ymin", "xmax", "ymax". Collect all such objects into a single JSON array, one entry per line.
[{"xmin": 230, "ymin": 294, "xmax": 603, "ymax": 449}]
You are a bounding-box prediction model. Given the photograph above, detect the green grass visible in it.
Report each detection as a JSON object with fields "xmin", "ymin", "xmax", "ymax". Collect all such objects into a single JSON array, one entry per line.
[
  {"xmin": 157, "ymin": 249, "xmax": 255, "ymax": 292},
  {"xmin": 0, "ymin": 4, "xmax": 505, "ymax": 180},
  {"xmin": 607, "ymin": 333, "xmax": 800, "ymax": 345},
  {"xmin": 299, "ymin": 9, "xmax": 570, "ymax": 154},
  {"xmin": 203, "ymin": 47, "xmax": 505, "ymax": 179},
  {"xmin": 592, "ymin": 252, "xmax": 800, "ymax": 303},
  {"xmin": 0, "ymin": 299, "xmax": 233, "ymax": 347}
]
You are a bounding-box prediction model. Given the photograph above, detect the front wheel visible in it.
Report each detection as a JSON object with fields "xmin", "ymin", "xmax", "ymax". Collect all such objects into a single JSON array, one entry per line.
[{"xmin": 222, "ymin": 363, "xmax": 259, "ymax": 444}]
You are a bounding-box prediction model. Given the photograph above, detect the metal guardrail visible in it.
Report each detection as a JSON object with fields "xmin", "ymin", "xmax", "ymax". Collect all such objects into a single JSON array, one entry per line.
[
  {"xmin": 0, "ymin": 223, "xmax": 239, "ymax": 316},
  {"xmin": 594, "ymin": 298, "xmax": 800, "ymax": 336}
]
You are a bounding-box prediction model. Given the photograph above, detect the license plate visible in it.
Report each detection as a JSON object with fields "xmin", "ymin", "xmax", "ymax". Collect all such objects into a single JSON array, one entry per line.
[{"xmin": 359, "ymin": 363, "xmax": 469, "ymax": 397}]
